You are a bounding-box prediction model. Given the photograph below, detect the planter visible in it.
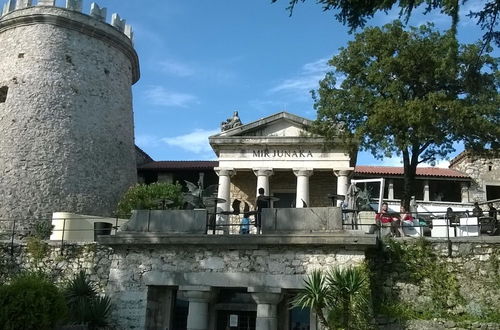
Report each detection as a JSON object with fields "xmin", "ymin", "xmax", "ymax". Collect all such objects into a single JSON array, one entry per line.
[{"xmin": 94, "ymin": 222, "xmax": 112, "ymax": 241}]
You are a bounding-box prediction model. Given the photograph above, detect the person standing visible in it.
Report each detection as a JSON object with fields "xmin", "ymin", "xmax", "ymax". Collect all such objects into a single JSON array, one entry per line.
[{"xmin": 256, "ymin": 188, "xmax": 269, "ymax": 233}]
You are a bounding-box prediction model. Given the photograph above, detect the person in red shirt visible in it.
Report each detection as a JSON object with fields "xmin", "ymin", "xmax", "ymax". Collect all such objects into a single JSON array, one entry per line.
[{"xmin": 376, "ymin": 202, "xmax": 404, "ymax": 237}]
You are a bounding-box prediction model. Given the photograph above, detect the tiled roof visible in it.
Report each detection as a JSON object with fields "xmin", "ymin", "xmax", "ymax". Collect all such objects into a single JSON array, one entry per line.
[
  {"xmin": 138, "ymin": 161, "xmax": 219, "ymax": 170},
  {"xmin": 354, "ymin": 166, "xmax": 469, "ymax": 178},
  {"xmin": 138, "ymin": 161, "xmax": 470, "ymax": 179}
]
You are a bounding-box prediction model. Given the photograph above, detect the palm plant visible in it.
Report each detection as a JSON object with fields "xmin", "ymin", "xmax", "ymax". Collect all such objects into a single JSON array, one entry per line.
[
  {"xmin": 292, "ymin": 266, "xmax": 370, "ymax": 330},
  {"xmin": 64, "ymin": 271, "xmax": 112, "ymax": 329}
]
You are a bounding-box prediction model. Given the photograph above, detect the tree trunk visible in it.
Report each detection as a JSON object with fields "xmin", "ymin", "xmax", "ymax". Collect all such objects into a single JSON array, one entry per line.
[{"xmin": 402, "ymin": 149, "xmax": 418, "ymax": 210}]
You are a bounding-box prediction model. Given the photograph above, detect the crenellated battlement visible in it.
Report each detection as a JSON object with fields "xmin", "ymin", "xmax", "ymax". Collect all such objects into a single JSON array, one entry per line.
[{"xmin": 0, "ymin": 0, "xmax": 133, "ymax": 40}]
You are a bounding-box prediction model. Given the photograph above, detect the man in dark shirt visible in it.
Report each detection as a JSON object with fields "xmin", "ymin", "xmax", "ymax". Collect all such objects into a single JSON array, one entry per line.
[{"xmin": 256, "ymin": 188, "xmax": 269, "ymax": 233}]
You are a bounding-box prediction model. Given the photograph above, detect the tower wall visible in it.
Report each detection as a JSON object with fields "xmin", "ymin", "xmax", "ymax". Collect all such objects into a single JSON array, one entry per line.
[{"xmin": 0, "ymin": 3, "xmax": 140, "ymax": 223}]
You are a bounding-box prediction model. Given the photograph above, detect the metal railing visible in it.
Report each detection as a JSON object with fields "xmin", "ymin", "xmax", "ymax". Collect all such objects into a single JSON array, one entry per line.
[
  {"xmin": 342, "ymin": 210, "xmax": 499, "ymax": 240},
  {"xmin": 0, "ymin": 216, "xmax": 123, "ymax": 255}
]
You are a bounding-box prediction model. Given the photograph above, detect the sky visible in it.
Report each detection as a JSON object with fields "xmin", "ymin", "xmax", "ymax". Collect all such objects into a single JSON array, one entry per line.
[{"xmin": 72, "ymin": 0, "xmax": 493, "ymax": 166}]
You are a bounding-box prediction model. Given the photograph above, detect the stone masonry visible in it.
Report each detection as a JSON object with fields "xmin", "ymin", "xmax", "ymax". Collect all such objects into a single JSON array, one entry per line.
[
  {"xmin": 450, "ymin": 150, "xmax": 500, "ymax": 203},
  {"xmin": 0, "ymin": 3, "xmax": 139, "ymax": 227},
  {"xmin": 105, "ymin": 244, "xmax": 366, "ymax": 329}
]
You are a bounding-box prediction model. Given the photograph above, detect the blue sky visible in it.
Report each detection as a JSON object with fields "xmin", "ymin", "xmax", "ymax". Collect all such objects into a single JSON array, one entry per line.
[{"xmin": 77, "ymin": 0, "xmax": 491, "ymax": 166}]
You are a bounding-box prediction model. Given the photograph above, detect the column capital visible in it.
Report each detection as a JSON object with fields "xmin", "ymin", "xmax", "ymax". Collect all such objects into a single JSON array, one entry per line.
[
  {"xmin": 253, "ymin": 168, "xmax": 274, "ymax": 177},
  {"xmin": 214, "ymin": 167, "xmax": 235, "ymax": 177},
  {"xmin": 250, "ymin": 292, "xmax": 283, "ymax": 305},
  {"xmin": 333, "ymin": 169, "xmax": 352, "ymax": 177},
  {"xmin": 179, "ymin": 286, "xmax": 213, "ymax": 303},
  {"xmin": 293, "ymin": 168, "xmax": 314, "ymax": 177}
]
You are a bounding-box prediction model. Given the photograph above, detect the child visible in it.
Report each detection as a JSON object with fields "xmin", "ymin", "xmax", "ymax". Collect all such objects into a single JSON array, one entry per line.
[{"xmin": 240, "ymin": 212, "xmax": 250, "ymax": 234}]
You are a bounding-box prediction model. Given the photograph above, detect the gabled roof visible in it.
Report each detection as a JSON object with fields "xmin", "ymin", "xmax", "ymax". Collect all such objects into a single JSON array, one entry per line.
[
  {"xmin": 355, "ymin": 166, "xmax": 469, "ymax": 179},
  {"xmin": 209, "ymin": 111, "xmax": 313, "ymax": 138}
]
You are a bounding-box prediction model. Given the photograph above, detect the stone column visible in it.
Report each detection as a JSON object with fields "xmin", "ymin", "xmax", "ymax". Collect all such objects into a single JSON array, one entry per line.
[
  {"xmin": 249, "ymin": 287, "xmax": 282, "ymax": 330},
  {"xmin": 179, "ymin": 286, "xmax": 212, "ymax": 330},
  {"xmin": 294, "ymin": 168, "xmax": 313, "ymax": 208},
  {"xmin": 253, "ymin": 168, "xmax": 274, "ymax": 197},
  {"xmin": 334, "ymin": 170, "xmax": 351, "ymax": 207},
  {"xmin": 215, "ymin": 168, "xmax": 235, "ymax": 233},
  {"xmin": 460, "ymin": 182, "xmax": 469, "ymax": 203},
  {"xmin": 215, "ymin": 167, "xmax": 235, "ymax": 212},
  {"xmin": 387, "ymin": 179, "xmax": 394, "ymax": 200},
  {"xmin": 423, "ymin": 180, "xmax": 430, "ymax": 202}
]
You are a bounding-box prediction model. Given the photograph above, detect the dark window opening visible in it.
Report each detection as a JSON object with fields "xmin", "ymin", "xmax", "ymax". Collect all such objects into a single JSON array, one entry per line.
[
  {"xmin": 489, "ymin": 165, "xmax": 493, "ymax": 171},
  {"xmin": 429, "ymin": 180, "xmax": 461, "ymax": 202},
  {"xmin": 486, "ymin": 185, "xmax": 500, "ymax": 201},
  {"xmin": 0, "ymin": 86, "xmax": 8, "ymax": 103},
  {"xmin": 104, "ymin": 68, "xmax": 110, "ymax": 75},
  {"xmin": 18, "ymin": 53, "xmax": 24, "ymax": 58}
]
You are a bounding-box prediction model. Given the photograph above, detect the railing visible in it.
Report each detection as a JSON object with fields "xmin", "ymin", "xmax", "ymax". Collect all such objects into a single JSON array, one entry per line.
[
  {"xmin": 0, "ymin": 216, "xmax": 125, "ymax": 255},
  {"xmin": 342, "ymin": 210, "xmax": 499, "ymax": 240}
]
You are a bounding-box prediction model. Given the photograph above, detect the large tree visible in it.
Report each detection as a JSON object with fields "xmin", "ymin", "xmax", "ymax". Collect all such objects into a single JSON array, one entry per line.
[
  {"xmin": 272, "ymin": 0, "xmax": 499, "ymax": 48},
  {"xmin": 311, "ymin": 22, "xmax": 499, "ymax": 208}
]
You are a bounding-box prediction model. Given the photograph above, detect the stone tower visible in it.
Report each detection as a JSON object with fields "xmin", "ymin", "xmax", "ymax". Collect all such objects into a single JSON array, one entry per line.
[{"xmin": 0, "ymin": 0, "xmax": 139, "ymax": 226}]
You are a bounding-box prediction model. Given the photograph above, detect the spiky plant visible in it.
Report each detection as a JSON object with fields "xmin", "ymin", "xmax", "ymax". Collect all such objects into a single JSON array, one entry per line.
[
  {"xmin": 64, "ymin": 271, "xmax": 111, "ymax": 329},
  {"xmin": 292, "ymin": 266, "xmax": 371, "ymax": 330}
]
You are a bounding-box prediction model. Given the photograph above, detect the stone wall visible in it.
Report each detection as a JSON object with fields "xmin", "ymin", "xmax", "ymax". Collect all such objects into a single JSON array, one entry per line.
[
  {"xmin": 0, "ymin": 5, "xmax": 139, "ymax": 227},
  {"xmin": 370, "ymin": 238, "xmax": 500, "ymax": 329},
  {"xmin": 106, "ymin": 245, "xmax": 365, "ymax": 329},
  {"xmin": 2, "ymin": 238, "xmax": 499, "ymax": 329},
  {"xmin": 0, "ymin": 240, "xmax": 113, "ymax": 291},
  {"xmin": 450, "ymin": 150, "xmax": 500, "ymax": 202}
]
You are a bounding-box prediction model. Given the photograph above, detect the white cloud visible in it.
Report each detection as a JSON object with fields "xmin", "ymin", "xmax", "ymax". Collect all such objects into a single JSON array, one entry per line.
[
  {"xmin": 135, "ymin": 134, "xmax": 160, "ymax": 148},
  {"xmin": 160, "ymin": 59, "xmax": 195, "ymax": 77},
  {"xmin": 144, "ymin": 86, "xmax": 199, "ymax": 108},
  {"xmin": 157, "ymin": 57, "xmax": 237, "ymax": 85},
  {"xmin": 161, "ymin": 128, "xmax": 219, "ymax": 154},
  {"xmin": 269, "ymin": 57, "xmax": 331, "ymax": 94}
]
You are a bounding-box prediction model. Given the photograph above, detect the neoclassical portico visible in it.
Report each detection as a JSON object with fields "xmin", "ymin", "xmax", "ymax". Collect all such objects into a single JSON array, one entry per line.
[{"xmin": 209, "ymin": 112, "xmax": 355, "ymax": 211}]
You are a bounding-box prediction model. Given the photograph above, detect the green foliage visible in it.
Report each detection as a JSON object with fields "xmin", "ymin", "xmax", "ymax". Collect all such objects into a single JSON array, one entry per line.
[
  {"xmin": 0, "ymin": 272, "xmax": 67, "ymax": 330},
  {"xmin": 26, "ymin": 236, "xmax": 50, "ymax": 263},
  {"xmin": 383, "ymin": 238, "xmax": 463, "ymax": 312},
  {"xmin": 64, "ymin": 271, "xmax": 111, "ymax": 329},
  {"xmin": 31, "ymin": 219, "xmax": 54, "ymax": 239},
  {"xmin": 311, "ymin": 21, "xmax": 499, "ymax": 206},
  {"xmin": 272, "ymin": 0, "xmax": 498, "ymax": 47},
  {"xmin": 116, "ymin": 182, "xmax": 184, "ymax": 217},
  {"xmin": 292, "ymin": 266, "xmax": 371, "ymax": 330}
]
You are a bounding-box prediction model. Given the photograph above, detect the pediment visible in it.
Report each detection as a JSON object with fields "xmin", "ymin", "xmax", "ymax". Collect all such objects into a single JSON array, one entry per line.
[{"xmin": 211, "ymin": 112, "xmax": 313, "ymax": 138}]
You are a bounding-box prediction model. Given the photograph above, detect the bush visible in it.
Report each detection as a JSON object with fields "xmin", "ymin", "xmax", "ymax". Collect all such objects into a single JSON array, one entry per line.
[
  {"xmin": 116, "ymin": 182, "xmax": 184, "ymax": 217},
  {"xmin": 0, "ymin": 272, "xmax": 67, "ymax": 330},
  {"xmin": 64, "ymin": 271, "xmax": 112, "ymax": 329}
]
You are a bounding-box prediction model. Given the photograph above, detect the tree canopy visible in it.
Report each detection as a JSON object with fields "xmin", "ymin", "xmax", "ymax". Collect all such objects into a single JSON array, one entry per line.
[
  {"xmin": 311, "ymin": 21, "xmax": 499, "ymax": 206},
  {"xmin": 272, "ymin": 0, "xmax": 499, "ymax": 47}
]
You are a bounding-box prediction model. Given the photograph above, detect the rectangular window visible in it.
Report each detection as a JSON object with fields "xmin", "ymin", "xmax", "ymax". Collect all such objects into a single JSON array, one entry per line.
[{"xmin": 486, "ymin": 185, "xmax": 500, "ymax": 201}]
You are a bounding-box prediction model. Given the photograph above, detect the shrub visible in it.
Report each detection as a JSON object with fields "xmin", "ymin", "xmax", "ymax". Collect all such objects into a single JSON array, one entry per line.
[
  {"xmin": 0, "ymin": 272, "xmax": 67, "ymax": 330},
  {"xmin": 116, "ymin": 182, "xmax": 184, "ymax": 217},
  {"xmin": 64, "ymin": 271, "xmax": 112, "ymax": 329}
]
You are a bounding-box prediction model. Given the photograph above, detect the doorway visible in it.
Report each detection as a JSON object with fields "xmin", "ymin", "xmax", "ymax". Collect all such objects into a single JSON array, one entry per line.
[{"xmin": 216, "ymin": 310, "xmax": 256, "ymax": 330}]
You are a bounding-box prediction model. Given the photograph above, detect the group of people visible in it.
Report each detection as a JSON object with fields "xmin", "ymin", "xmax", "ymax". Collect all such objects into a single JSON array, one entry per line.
[
  {"xmin": 376, "ymin": 201, "xmax": 498, "ymax": 237},
  {"xmin": 375, "ymin": 202, "xmax": 415, "ymax": 237}
]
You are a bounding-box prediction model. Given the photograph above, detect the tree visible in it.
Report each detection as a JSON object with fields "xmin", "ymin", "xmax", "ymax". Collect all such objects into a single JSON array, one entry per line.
[
  {"xmin": 116, "ymin": 182, "xmax": 184, "ymax": 217},
  {"xmin": 311, "ymin": 22, "xmax": 499, "ymax": 208},
  {"xmin": 292, "ymin": 267, "xmax": 370, "ymax": 330},
  {"xmin": 272, "ymin": 0, "xmax": 499, "ymax": 48}
]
